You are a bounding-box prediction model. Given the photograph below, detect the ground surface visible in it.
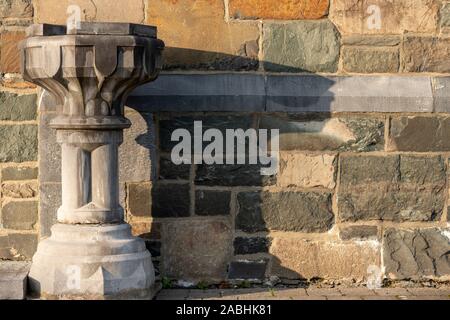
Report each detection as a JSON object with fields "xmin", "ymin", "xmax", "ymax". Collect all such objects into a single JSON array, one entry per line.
[{"xmin": 156, "ymin": 287, "xmax": 450, "ymax": 300}]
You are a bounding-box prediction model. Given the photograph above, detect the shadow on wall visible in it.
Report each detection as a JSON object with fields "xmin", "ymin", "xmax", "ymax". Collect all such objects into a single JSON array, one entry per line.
[{"xmin": 124, "ymin": 47, "xmax": 337, "ymax": 290}]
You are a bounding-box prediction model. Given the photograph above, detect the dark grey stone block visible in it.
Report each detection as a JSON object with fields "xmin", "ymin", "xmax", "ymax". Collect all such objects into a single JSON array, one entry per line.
[
  {"xmin": 195, "ymin": 190, "xmax": 231, "ymax": 216},
  {"xmin": 228, "ymin": 260, "xmax": 267, "ymax": 280}
]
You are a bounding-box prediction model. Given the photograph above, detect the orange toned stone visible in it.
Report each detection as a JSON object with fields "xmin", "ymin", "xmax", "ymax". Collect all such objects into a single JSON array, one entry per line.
[
  {"xmin": 0, "ymin": 31, "xmax": 26, "ymax": 73},
  {"xmin": 130, "ymin": 220, "xmax": 161, "ymax": 240},
  {"xmin": 330, "ymin": 0, "xmax": 439, "ymax": 35},
  {"xmin": 0, "ymin": 79, "xmax": 36, "ymax": 89},
  {"xmin": 147, "ymin": 0, "xmax": 259, "ymax": 69},
  {"xmin": 229, "ymin": 0, "xmax": 329, "ymax": 20}
]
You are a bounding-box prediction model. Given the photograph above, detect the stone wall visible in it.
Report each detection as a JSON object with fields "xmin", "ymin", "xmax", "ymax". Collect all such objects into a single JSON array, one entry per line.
[{"xmin": 1, "ymin": 0, "xmax": 450, "ymax": 286}]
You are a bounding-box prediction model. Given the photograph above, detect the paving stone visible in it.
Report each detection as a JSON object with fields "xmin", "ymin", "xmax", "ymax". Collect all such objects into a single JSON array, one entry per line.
[
  {"xmin": 236, "ymin": 191, "xmax": 334, "ymax": 233},
  {"xmin": 0, "ymin": 261, "xmax": 30, "ymax": 299}
]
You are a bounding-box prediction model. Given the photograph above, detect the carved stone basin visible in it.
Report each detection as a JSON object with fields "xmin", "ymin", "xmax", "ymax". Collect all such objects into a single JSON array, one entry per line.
[{"xmin": 20, "ymin": 22, "xmax": 164, "ymax": 299}]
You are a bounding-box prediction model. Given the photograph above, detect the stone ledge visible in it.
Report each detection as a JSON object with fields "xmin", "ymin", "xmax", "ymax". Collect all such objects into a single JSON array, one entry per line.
[
  {"xmin": 0, "ymin": 261, "xmax": 30, "ymax": 300},
  {"xmin": 127, "ymin": 74, "xmax": 439, "ymax": 113}
]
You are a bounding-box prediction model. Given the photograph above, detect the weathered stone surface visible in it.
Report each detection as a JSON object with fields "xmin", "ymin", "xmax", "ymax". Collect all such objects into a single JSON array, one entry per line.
[
  {"xmin": 0, "ymin": 261, "xmax": 30, "ymax": 300},
  {"xmin": 130, "ymin": 220, "xmax": 161, "ymax": 240},
  {"xmin": 39, "ymin": 183, "xmax": 60, "ymax": 238},
  {"xmin": 0, "ymin": 125, "xmax": 37, "ymax": 163},
  {"xmin": 234, "ymin": 237, "xmax": 271, "ymax": 255},
  {"xmin": 34, "ymin": 0, "xmax": 145, "ymax": 24},
  {"xmin": 1, "ymin": 166, "xmax": 38, "ymax": 181},
  {"xmin": 1, "ymin": 201, "xmax": 38, "ymax": 230},
  {"xmin": 0, "ymin": 92, "xmax": 37, "ymax": 121},
  {"xmin": 278, "ymin": 153, "xmax": 335, "ymax": 189},
  {"xmin": 159, "ymin": 155, "xmax": 190, "ymax": 180},
  {"xmin": 0, "ymin": 233, "xmax": 37, "ymax": 260},
  {"xmin": 342, "ymin": 47, "xmax": 399, "ymax": 73},
  {"xmin": 148, "ymin": 0, "xmax": 259, "ymax": 70},
  {"xmin": 263, "ymin": 20, "xmax": 340, "ymax": 72},
  {"xmin": 228, "ymin": 260, "xmax": 267, "ymax": 280},
  {"xmin": 152, "ymin": 183, "xmax": 191, "ymax": 218},
  {"xmin": 342, "ymin": 35, "xmax": 401, "ymax": 46},
  {"xmin": 383, "ymin": 228, "xmax": 450, "ymax": 280},
  {"xmin": 195, "ymin": 190, "xmax": 230, "ymax": 216},
  {"xmin": 161, "ymin": 220, "xmax": 233, "ymax": 281},
  {"xmin": 1, "ymin": 182, "xmax": 38, "ymax": 198},
  {"xmin": 441, "ymin": 3, "xmax": 450, "ymax": 29},
  {"xmin": 196, "ymin": 163, "xmax": 276, "ymax": 187},
  {"xmin": 38, "ymin": 113, "xmax": 60, "ymax": 182},
  {"xmin": 119, "ymin": 109, "xmax": 154, "ymax": 183},
  {"xmin": 229, "ymin": 0, "xmax": 329, "ymax": 20},
  {"xmin": 159, "ymin": 115, "xmax": 254, "ymax": 152},
  {"xmin": 0, "ymin": 31, "xmax": 26, "ymax": 73},
  {"xmin": 0, "ymin": 0, "xmax": 33, "ymax": 18},
  {"xmin": 236, "ymin": 191, "xmax": 334, "ymax": 233},
  {"xmin": 340, "ymin": 226, "xmax": 378, "ymax": 241},
  {"xmin": 269, "ymin": 238, "xmax": 380, "ymax": 280},
  {"xmin": 330, "ymin": 0, "xmax": 439, "ymax": 35},
  {"xmin": 402, "ymin": 37, "xmax": 450, "ymax": 73},
  {"xmin": 338, "ymin": 155, "xmax": 446, "ymax": 222},
  {"xmin": 127, "ymin": 182, "xmax": 151, "ymax": 218},
  {"xmin": 388, "ymin": 116, "xmax": 450, "ymax": 151},
  {"xmin": 260, "ymin": 115, "xmax": 384, "ymax": 151}
]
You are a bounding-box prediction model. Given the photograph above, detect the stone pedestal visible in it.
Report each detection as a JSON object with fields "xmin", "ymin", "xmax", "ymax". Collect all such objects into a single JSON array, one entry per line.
[{"xmin": 20, "ymin": 22, "xmax": 164, "ymax": 299}]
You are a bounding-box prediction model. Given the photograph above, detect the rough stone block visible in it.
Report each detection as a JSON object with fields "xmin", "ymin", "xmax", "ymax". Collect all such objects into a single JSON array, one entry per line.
[
  {"xmin": 38, "ymin": 113, "xmax": 60, "ymax": 182},
  {"xmin": 338, "ymin": 155, "xmax": 446, "ymax": 222},
  {"xmin": 1, "ymin": 166, "xmax": 38, "ymax": 181},
  {"xmin": 229, "ymin": 0, "xmax": 329, "ymax": 20},
  {"xmin": 0, "ymin": 261, "xmax": 30, "ymax": 300},
  {"xmin": 402, "ymin": 36, "xmax": 450, "ymax": 73},
  {"xmin": 195, "ymin": 190, "xmax": 230, "ymax": 216},
  {"xmin": 1, "ymin": 182, "xmax": 38, "ymax": 198},
  {"xmin": 342, "ymin": 35, "xmax": 401, "ymax": 46},
  {"xmin": 147, "ymin": 0, "xmax": 259, "ymax": 70},
  {"xmin": 0, "ymin": 125, "xmax": 37, "ymax": 163},
  {"xmin": 161, "ymin": 220, "xmax": 233, "ymax": 281},
  {"xmin": 39, "ymin": 183, "xmax": 60, "ymax": 238},
  {"xmin": 0, "ymin": 31, "xmax": 26, "ymax": 73},
  {"xmin": 130, "ymin": 220, "xmax": 161, "ymax": 240},
  {"xmin": 0, "ymin": 233, "xmax": 37, "ymax": 260},
  {"xmin": 441, "ymin": 3, "xmax": 450, "ymax": 29},
  {"xmin": 127, "ymin": 182, "xmax": 151, "ymax": 218},
  {"xmin": 1, "ymin": 201, "xmax": 38, "ymax": 230},
  {"xmin": 234, "ymin": 237, "xmax": 271, "ymax": 255},
  {"xmin": 342, "ymin": 47, "xmax": 399, "ymax": 73},
  {"xmin": 236, "ymin": 191, "xmax": 334, "ymax": 233},
  {"xmin": 260, "ymin": 115, "xmax": 384, "ymax": 151},
  {"xmin": 383, "ymin": 228, "xmax": 450, "ymax": 280},
  {"xmin": 340, "ymin": 226, "xmax": 378, "ymax": 241},
  {"xmin": 388, "ymin": 116, "xmax": 450, "ymax": 151},
  {"xmin": 278, "ymin": 153, "xmax": 336, "ymax": 189},
  {"xmin": 262, "ymin": 20, "xmax": 340, "ymax": 72},
  {"xmin": 152, "ymin": 183, "xmax": 190, "ymax": 218},
  {"xmin": 34, "ymin": 0, "xmax": 145, "ymax": 24},
  {"xmin": 159, "ymin": 155, "xmax": 190, "ymax": 180},
  {"xmin": 0, "ymin": 0, "xmax": 33, "ymax": 18},
  {"xmin": 228, "ymin": 260, "xmax": 267, "ymax": 280},
  {"xmin": 269, "ymin": 237, "xmax": 380, "ymax": 280},
  {"xmin": 0, "ymin": 92, "xmax": 37, "ymax": 121},
  {"xmin": 330, "ymin": 0, "xmax": 439, "ymax": 35}
]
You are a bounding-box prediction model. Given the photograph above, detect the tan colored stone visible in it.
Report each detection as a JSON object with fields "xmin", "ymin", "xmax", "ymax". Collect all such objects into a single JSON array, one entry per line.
[
  {"xmin": 229, "ymin": 0, "xmax": 329, "ymax": 20},
  {"xmin": 0, "ymin": 31, "xmax": 26, "ymax": 73},
  {"xmin": 161, "ymin": 219, "xmax": 233, "ymax": 282},
  {"xmin": 270, "ymin": 237, "xmax": 380, "ymax": 281},
  {"xmin": 130, "ymin": 220, "xmax": 161, "ymax": 240},
  {"xmin": 147, "ymin": 0, "xmax": 259, "ymax": 68},
  {"xmin": 330, "ymin": 0, "xmax": 439, "ymax": 35},
  {"xmin": 34, "ymin": 0, "xmax": 145, "ymax": 24},
  {"xmin": 1, "ymin": 182, "xmax": 38, "ymax": 199},
  {"xmin": 278, "ymin": 153, "xmax": 336, "ymax": 189}
]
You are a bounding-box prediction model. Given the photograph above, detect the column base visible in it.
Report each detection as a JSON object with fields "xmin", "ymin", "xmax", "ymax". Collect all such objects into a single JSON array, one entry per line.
[{"xmin": 28, "ymin": 223, "xmax": 157, "ymax": 300}]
